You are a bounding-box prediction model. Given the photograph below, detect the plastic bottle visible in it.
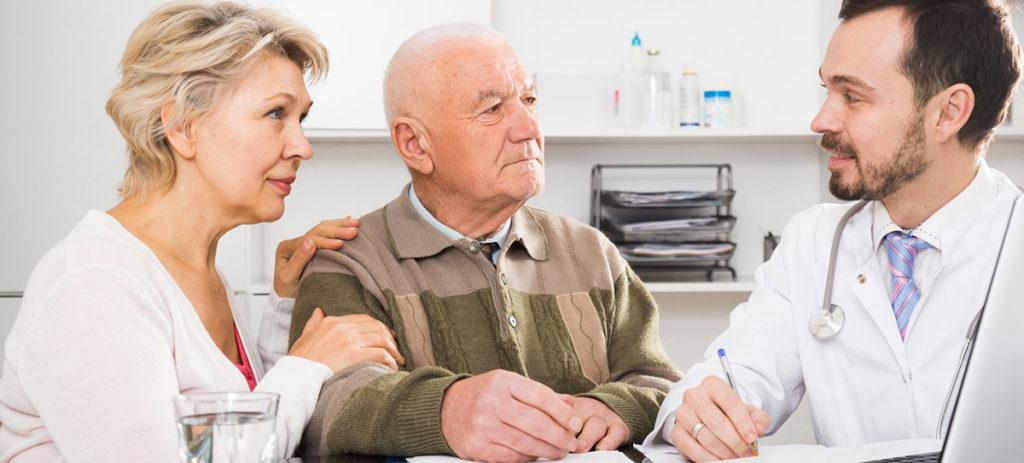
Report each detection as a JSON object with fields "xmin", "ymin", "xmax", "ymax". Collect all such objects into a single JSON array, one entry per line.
[
  {"xmin": 704, "ymin": 90, "xmax": 732, "ymax": 128},
  {"xmin": 678, "ymin": 63, "xmax": 701, "ymax": 127},
  {"xmin": 642, "ymin": 49, "xmax": 672, "ymax": 129},
  {"xmin": 616, "ymin": 32, "xmax": 647, "ymax": 128}
]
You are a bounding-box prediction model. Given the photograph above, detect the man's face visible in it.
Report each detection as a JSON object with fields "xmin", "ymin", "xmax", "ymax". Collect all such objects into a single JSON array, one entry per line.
[
  {"xmin": 419, "ymin": 40, "xmax": 544, "ymax": 209},
  {"xmin": 811, "ymin": 7, "xmax": 932, "ymax": 201}
]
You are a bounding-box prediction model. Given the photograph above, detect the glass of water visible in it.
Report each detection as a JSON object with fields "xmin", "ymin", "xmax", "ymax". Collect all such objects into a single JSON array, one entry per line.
[{"xmin": 173, "ymin": 391, "xmax": 278, "ymax": 463}]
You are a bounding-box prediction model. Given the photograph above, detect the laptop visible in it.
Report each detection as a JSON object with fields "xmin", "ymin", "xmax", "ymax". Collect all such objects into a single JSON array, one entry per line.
[{"xmin": 866, "ymin": 194, "xmax": 1024, "ymax": 462}]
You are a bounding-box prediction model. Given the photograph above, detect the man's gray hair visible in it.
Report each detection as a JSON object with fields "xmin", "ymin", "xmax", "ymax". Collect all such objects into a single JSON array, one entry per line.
[{"xmin": 382, "ymin": 23, "xmax": 505, "ymax": 124}]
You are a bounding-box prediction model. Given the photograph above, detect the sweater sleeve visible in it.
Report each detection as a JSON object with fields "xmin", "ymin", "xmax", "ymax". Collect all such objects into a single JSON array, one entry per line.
[
  {"xmin": 291, "ymin": 272, "xmax": 466, "ymax": 456},
  {"xmin": 578, "ymin": 266, "xmax": 683, "ymax": 444}
]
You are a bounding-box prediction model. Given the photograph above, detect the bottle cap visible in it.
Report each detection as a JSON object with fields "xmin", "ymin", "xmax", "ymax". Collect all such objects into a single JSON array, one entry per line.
[
  {"xmin": 631, "ymin": 32, "xmax": 642, "ymax": 46},
  {"xmin": 703, "ymin": 90, "xmax": 732, "ymax": 98}
]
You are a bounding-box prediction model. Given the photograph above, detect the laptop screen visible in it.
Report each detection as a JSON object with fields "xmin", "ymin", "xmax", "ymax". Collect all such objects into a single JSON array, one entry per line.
[{"xmin": 939, "ymin": 195, "xmax": 1024, "ymax": 461}]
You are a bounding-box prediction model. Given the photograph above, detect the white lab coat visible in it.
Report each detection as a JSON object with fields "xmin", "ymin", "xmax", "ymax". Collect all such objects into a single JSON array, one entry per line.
[{"xmin": 645, "ymin": 167, "xmax": 1021, "ymax": 449}]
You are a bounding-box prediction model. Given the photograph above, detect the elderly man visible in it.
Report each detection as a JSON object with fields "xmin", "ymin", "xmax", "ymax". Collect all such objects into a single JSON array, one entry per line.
[{"xmin": 285, "ymin": 24, "xmax": 680, "ymax": 461}]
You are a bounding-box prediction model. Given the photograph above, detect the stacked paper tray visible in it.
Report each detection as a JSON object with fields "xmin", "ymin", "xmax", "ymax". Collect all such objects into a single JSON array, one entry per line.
[
  {"xmin": 617, "ymin": 242, "xmax": 736, "ymax": 265},
  {"xmin": 601, "ymin": 189, "xmax": 735, "ymax": 208},
  {"xmin": 602, "ymin": 216, "xmax": 736, "ymax": 243}
]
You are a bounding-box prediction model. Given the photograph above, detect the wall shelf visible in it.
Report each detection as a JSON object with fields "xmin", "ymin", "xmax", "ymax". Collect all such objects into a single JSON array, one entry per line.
[
  {"xmin": 645, "ymin": 279, "xmax": 756, "ymax": 294},
  {"xmin": 305, "ymin": 126, "xmax": 1024, "ymax": 144},
  {"xmin": 304, "ymin": 129, "xmax": 391, "ymax": 142},
  {"xmin": 544, "ymin": 127, "xmax": 816, "ymax": 143},
  {"xmin": 304, "ymin": 127, "xmax": 819, "ymax": 143},
  {"xmin": 994, "ymin": 126, "xmax": 1024, "ymax": 141}
]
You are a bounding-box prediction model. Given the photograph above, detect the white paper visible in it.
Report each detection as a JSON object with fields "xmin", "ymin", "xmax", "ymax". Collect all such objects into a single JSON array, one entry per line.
[
  {"xmin": 635, "ymin": 439, "xmax": 941, "ymax": 463},
  {"xmin": 408, "ymin": 450, "xmax": 632, "ymax": 463}
]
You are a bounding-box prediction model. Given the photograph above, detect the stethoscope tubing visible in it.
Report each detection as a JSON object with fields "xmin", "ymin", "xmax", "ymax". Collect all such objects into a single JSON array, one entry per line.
[{"xmin": 810, "ymin": 199, "xmax": 869, "ymax": 339}]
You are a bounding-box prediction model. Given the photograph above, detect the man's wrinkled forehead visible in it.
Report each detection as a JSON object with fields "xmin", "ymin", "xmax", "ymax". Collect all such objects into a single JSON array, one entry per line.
[{"xmin": 436, "ymin": 41, "xmax": 530, "ymax": 92}]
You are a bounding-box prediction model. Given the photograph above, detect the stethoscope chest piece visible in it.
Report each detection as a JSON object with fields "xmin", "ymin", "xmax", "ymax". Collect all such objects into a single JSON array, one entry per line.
[{"xmin": 810, "ymin": 304, "xmax": 845, "ymax": 339}]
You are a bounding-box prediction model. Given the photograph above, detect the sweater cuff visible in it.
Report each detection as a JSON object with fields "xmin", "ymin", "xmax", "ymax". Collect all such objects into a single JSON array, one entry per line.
[
  {"xmin": 389, "ymin": 372, "xmax": 467, "ymax": 455},
  {"xmin": 323, "ymin": 368, "xmax": 468, "ymax": 456},
  {"xmin": 578, "ymin": 384, "xmax": 653, "ymax": 444}
]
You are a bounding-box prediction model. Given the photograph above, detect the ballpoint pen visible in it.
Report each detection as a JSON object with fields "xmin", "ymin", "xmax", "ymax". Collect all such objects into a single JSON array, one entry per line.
[{"xmin": 718, "ymin": 348, "xmax": 760, "ymax": 456}]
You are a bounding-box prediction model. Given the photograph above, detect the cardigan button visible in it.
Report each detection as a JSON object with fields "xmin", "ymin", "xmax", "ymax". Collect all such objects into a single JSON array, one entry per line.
[{"xmin": 508, "ymin": 315, "xmax": 518, "ymax": 328}]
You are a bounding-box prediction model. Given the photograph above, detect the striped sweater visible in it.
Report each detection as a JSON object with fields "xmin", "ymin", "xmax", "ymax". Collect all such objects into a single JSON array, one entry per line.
[{"xmin": 290, "ymin": 185, "xmax": 681, "ymax": 456}]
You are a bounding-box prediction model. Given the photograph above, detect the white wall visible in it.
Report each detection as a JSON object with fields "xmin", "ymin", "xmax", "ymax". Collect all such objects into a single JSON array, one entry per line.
[{"xmin": 0, "ymin": 1, "xmax": 156, "ymax": 293}]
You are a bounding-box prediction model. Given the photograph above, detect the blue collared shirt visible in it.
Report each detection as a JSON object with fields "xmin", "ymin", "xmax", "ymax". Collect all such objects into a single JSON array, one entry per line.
[{"xmin": 409, "ymin": 184, "xmax": 510, "ymax": 265}]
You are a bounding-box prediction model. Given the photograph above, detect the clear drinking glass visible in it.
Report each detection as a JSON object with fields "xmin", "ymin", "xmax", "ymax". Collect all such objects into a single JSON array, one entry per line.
[{"xmin": 173, "ymin": 391, "xmax": 278, "ymax": 463}]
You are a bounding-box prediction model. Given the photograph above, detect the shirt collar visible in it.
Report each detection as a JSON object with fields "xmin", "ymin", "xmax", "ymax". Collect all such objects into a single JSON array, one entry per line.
[
  {"xmin": 872, "ymin": 158, "xmax": 998, "ymax": 251},
  {"xmin": 408, "ymin": 183, "xmax": 511, "ymax": 248}
]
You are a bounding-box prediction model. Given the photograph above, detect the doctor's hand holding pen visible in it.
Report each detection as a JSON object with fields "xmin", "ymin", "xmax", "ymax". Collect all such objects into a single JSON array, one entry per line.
[{"xmin": 670, "ymin": 374, "xmax": 770, "ymax": 461}]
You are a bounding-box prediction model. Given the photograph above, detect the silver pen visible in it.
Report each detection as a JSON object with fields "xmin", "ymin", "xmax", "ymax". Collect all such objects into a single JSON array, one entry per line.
[{"xmin": 717, "ymin": 348, "xmax": 759, "ymax": 456}]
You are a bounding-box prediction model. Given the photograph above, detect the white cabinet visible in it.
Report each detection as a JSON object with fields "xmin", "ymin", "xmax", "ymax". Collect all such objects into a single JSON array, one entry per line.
[{"xmin": 251, "ymin": 0, "xmax": 490, "ymax": 130}]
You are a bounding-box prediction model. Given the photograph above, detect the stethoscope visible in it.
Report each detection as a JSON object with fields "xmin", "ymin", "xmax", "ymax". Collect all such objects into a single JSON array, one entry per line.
[{"xmin": 808, "ymin": 199, "xmax": 869, "ymax": 339}]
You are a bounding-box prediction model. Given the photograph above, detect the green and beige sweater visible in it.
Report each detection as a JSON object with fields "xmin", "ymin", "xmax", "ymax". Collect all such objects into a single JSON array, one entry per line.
[{"xmin": 290, "ymin": 186, "xmax": 681, "ymax": 456}]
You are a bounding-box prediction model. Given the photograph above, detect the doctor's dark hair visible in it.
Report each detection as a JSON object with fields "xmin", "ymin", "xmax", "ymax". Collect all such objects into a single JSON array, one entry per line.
[
  {"xmin": 839, "ymin": 0, "xmax": 1022, "ymax": 151},
  {"xmin": 105, "ymin": 1, "xmax": 327, "ymax": 199}
]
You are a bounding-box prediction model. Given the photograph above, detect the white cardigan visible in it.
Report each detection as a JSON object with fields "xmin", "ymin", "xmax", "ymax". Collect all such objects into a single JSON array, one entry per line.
[{"xmin": 0, "ymin": 210, "xmax": 332, "ymax": 462}]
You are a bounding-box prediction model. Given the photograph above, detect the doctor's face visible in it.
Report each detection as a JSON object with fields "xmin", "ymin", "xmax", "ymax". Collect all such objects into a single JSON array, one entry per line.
[{"xmin": 810, "ymin": 7, "xmax": 931, "ymax": 201}]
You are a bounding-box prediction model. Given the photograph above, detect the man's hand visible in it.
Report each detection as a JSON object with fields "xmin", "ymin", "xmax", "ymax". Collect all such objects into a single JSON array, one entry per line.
[
  {"xmin": 288, "ymin": 308, "xmax": 404, "ymax": 373},
  {"xmin": 566, "ymin": 396, "xmax": 629, "ymax": 453},
  {"xmin": 274, "ymin": 217, "xmax": 360, "ymax": 298},
  {"xmin": 669, "ymin": 376, "xmax": 770, "ymax": 462},
  {"xmin": 441, "ymin": 370, "xmax": 583, "ymax": 463}
]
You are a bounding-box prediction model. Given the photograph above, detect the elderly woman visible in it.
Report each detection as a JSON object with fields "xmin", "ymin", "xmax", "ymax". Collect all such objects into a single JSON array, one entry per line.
[{"xmin": 0, "ymin": 2, "xmax": 402, "ymax": 461}]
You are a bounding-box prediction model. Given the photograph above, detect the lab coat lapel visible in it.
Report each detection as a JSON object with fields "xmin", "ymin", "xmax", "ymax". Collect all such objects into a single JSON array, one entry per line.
[{"xmin": 846, "ymin": 206, "xmax": 909, "ymax": 365}]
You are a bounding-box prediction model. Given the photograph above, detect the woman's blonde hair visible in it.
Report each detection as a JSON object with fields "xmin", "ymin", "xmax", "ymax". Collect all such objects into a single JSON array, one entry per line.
[{"xmin": 106, "ymin": 1, "xmax": 328, "ymax": 198}]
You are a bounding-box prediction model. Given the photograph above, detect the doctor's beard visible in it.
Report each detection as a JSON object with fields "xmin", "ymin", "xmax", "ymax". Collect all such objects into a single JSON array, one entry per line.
[{"xmin": 824, "ymin": 113, "xmax": 930, "ymax": 201}]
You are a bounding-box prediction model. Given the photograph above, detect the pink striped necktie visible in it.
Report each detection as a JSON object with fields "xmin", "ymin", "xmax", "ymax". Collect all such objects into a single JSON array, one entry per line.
[{"xmin": 884, "ymin": 232, "xmax": 931, "ymax": 340}]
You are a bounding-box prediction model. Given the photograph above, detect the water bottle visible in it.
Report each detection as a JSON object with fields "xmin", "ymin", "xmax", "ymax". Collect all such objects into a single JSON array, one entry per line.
[
  {"xmin": 678, "ymin": 63, "xmax": 701, "ymax": 127},
  {"xmin": 616, "ymin": 32, "xmax": 647, "ymax": 128},
  {"xmin": 642, "ymin": 49, "xmax": 672, "ymax": 129}
]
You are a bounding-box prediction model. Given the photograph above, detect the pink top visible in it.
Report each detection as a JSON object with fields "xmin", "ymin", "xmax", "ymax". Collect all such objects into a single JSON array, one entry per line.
[{"xmin": 233, "ymin": 325, "xmax": 257, "ymax": 391}]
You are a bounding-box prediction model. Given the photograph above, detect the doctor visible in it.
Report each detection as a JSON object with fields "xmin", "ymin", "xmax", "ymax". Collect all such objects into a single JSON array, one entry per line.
[{"xmin": 641, "ymin": 0, "xmax": 1024, "ymax": 461}]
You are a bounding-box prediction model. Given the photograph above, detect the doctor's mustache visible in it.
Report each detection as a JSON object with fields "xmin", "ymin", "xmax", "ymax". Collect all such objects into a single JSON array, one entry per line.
[{"xmin": 821, "ymin": 133, "xmax": 857, "ymax": 157}]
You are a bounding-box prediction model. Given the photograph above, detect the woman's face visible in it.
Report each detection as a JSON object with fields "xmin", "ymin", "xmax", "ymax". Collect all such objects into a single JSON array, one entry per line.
[{"xmin": 190, "ymin": 54, "xmax": 313, "ymax": 224}]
